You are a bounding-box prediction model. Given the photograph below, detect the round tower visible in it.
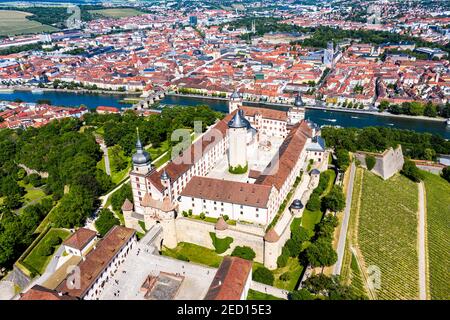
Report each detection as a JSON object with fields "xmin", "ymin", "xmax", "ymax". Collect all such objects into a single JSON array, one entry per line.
[
  {"xmin": 227, "ymin": 109, "xmax": 249, "ymax": 171},
  {"xmin": 228, "ymin": 90, "xmax": 242, "ymax": 114},
  {"xmin": 264, "ymin": 228, "xmax": 280, "ymax": 270}
]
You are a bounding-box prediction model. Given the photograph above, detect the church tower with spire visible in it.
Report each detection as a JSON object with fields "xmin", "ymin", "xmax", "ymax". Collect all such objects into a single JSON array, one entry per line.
[{"xmin": 130, "ymin": 128, "xmax": 152, "ymax": 214}]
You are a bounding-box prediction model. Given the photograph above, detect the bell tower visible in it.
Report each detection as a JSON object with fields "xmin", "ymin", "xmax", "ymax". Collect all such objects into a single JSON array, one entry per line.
[{"xmin": 130, "ymin": 128, "xmax": 152, "ymax": 214}]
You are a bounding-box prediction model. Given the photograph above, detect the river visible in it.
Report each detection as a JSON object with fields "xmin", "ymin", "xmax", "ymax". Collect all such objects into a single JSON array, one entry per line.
[{"xmin": 1, "ymin": 90, "xmax": 449, "ymax": 138}]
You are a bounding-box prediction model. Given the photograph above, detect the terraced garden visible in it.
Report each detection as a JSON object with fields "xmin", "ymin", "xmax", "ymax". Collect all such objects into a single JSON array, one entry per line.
[
  {"xmin": 356, "ymin": 171, "xmax": 419, "ymax": 299},
  {"xmin": 422, "ymin": 171, "xmax": 450, "ymax": 300}
]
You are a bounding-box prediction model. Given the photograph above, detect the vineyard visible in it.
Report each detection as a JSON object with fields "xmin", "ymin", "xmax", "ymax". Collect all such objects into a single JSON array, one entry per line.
[
  {"xmin": 357, "ymin": 171, "xmax": 419, "ymax": 299},
  {"xmin": 422, "ymin": 171, "xmax": 450, "ymax": 300}
]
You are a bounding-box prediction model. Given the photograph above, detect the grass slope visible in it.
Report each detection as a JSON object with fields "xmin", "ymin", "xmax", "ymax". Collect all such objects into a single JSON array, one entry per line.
[
  {"xmin": 89, "ymin": 8, "xmax": 145, "ymax": 18},
  {"xmin": 22, "ymin": 228, "xmax": 70, "ymax": 275},
  {"xmin": 357, "ymin": 171, "xmax": 419, "ymax": 299},
  {"xmin": 0, "ymin": 10, "xmax": 56, "ymax": 36},
  {"xmin": 422, "ymin": 171, "xmax": 450, "ymax": 300}
]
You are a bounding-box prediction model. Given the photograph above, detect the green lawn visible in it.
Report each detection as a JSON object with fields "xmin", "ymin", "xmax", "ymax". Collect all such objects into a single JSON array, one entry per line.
[
  {"xmin": 301, "ymin": 209, "xmax": 322, "ymax": 231},
  {"xmin": 22, "ymin": 228, "xmax": 70, "ymax": 275},
  {"xmin": 422, "ymin": 171, "xmax": 450, "ymax": 300},
  {"xmin": 322, "ymin": 169, "xmax": 337, "ymax": 197},
  {"xmin": 290, "ymin": 217, "xmax": 302, "ymax": 232},
  {"xmin": 247, "ymin": 289, "xmax": 284, "ymax": 300},
  {"xmin": 162, "ymin": 242, "xmax": 224, "ymax": 268},
  {"xmin": 357, "ymin": 171, "xmax": 419, "ymax": 299},
  {"xmin": 146, "ymin": 140, "xmax": 169, "ymax": 160},
  {"xmin": 97, "ymin": 147, "xmax": 131, "ymax": 185},
  {"xmin": 16, "ymin": 181, "xmax": 49, "ymax": 214},
  {"xmin": 89, "ymin": 8, "xmax": 145, "ymax": 18},
  {"xmin": 272, "ymin": 257, "xmax": 304, "ymax": 291},
  {"xmin": 0, "ymin": 10, "xmax": 57, "ymax": 36}
]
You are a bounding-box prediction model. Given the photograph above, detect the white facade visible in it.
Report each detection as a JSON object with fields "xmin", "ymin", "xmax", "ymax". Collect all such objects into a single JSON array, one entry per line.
[
  {"xmin": 228, "ymin": 127, "xmax": 248, "ymax": 169},
  {"xmin": 83, "ymin": 236, "xmax": 136, "ymax": 300},
  {"xmin": 64, "ymin": 237, "xmax": 96, "ymax": 257}
]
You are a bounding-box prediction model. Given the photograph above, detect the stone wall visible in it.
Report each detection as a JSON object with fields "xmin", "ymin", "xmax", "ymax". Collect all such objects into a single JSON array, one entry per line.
[
  {"xmin": 355, "ymin": 146, "xmax": 404, "ymax": 180},
  {"xmin": 175, "ymin": 217, "xmax": 266, "ymax": 263}
]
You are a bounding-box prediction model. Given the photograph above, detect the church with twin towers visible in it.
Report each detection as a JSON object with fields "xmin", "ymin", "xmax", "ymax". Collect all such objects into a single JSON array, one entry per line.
[{"xmin": 122, "ymin": 91, "xmax": 327, "ymax": 269}]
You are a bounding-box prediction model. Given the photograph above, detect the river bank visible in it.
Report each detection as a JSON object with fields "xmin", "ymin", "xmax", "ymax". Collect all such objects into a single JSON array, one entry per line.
[
  {"xmin": 1, "ymin": 86, "xmax": 141, "ymax": 96},
  {"xmin": 0, "ymin": 90, "xmax": 448, "ymax": 138},
  {"xmin": 167, "ymin": 93, "xmax": 447, "ymax": 123}
]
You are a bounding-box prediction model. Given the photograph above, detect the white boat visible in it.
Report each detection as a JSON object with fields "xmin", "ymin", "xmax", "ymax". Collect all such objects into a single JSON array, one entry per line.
[
  {"xmin": 0, "ymin": 88, "xmax": 14, "ymax": 93},
  {"xmin": 446, "ymin": 118, "xmax": 450, "ymax": 126},
  {"xmin": 351, "ymin": 116, "xmax": 359, "ymax": 119},
  {"xmin": 31, "ymin": 88, "xmax": 44, "ymax": 94},
  {"xmin": 325, "ymin": 118, "xmax": 337, "ymax": 122}
]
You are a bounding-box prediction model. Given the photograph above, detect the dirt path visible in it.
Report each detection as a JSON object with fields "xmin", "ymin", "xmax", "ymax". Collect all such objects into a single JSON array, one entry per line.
[{"xmin": 417, "ymin": 182, "xmax": 428, "ymax": 300}]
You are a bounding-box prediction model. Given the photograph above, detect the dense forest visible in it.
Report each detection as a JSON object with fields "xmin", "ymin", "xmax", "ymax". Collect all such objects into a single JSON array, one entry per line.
[
  {"xmin": 0, "ymin": 118, "xmax": 112, "ymax": 268},
  {"xmin": 322, "ymin": 126, "xmax": 450, "ymax": 161}
]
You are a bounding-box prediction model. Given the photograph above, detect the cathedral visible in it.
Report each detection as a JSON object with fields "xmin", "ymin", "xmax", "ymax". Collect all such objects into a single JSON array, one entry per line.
[{"xmin": 123, "ymin": 91, "xmax": 325, "ymax": 266}]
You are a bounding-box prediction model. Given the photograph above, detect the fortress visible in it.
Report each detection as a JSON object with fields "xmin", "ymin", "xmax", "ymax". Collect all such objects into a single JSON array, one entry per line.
[{"xmin": 123, "ymin": 92, "xmax": 327, "ymax": 269}]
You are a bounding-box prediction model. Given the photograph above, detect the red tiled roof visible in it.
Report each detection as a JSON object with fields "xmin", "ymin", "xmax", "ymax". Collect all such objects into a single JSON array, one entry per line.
[
  {"xmin": 20, "ymin": 285, "xmax": 77, "ymax": 300},
  {"xmin": 63, "ymin": 228, "xmax": 97, "ymax": 251},
  {"xmin": 204, "ymin": 256, "xmax": 253, "ymax": 300},
  {"xmin": 181, "ymin": 176, "xmax": 272, "ymax": 208},
  {"xmin": 57, "ymin": 226, "xmax": 135, "ymax": 298}
]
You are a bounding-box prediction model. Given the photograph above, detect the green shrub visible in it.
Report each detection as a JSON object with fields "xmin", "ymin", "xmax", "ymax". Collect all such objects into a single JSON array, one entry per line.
[
  {"xmin": 46, "ymin": 235, "xmax": 62, "ymax": 247},
  {"xmin": 277, "ymin": 253, "xmax": 288, "ymax": 268},
  {"xmin": 228, "ymin": 163, "xmax": 248, "ymax": 174},
  {"xmin": 280, "ymin": 272, "xmax": 291, "ymax": 281},
  {"xmin": 223, "ymin": 215, "xmax": 229, "ymax": 221},
  {"xmin": 188, "ymin": 209, "xmax": 193, "ymax": 216},
  {"xmin": 401, "ymin": 160, "xmax": 423, "ymax": 182},
  {"xmin": 253, "ymin": 267, "xmax": 274, "ymax": 286},
  {"xmin": 209, "ymin": 232, "xmax": 234, "ymax": 254},
  {"xmin": 306, "ymin": 193, "xmax": 321, "ymax": 211},
  {"xmin": 365, "ymin": 155, "xmax": 376, "ymax": 171},
  {"xmin": 177, "ymin": 254, "xmax": 190, "ymax": 262},
  {"xmin": 199, "ymin": 212, "xmax": 206, "ymax": 220},
  {"xmin": 38, "ymin": 244, "xmax": 53, "ymax": 257},
  {"xmin": 182, "ymin": 211, "xmax": 188, "ymax": 217},
  {"xmin": 231, "ymin": 246, "xmax": 256, "ymax": 261}
]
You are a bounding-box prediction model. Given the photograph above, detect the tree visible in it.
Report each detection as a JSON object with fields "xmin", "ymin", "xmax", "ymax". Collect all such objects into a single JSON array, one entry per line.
[
  {"xmin": 290, "ymin": 288, "xmax": 315, "ymax": 300},
  {"xmin": 46, "ymin": 234, "xmax": 62, "ymax": 247},
  {"xmin": 253, "ymin": 267, "xmax": 274, "ymax": 286},
  {"xmin": 378, "ymin": 100, "xmax": 390, "ymax": 112},
  {"xmin": 423, "ymin": 102, "xmax": 437, "ymax": 118},
  {"xmin": 306, "ymin": 193, "xmax": 321, "ymax": 211},
  {"xmin": 303, "ymin": 273, "xmax": 336, "ymax": 294},
  {"xmin": 335, "ymin": 149, "xmax": 350, "ymax": 171},
  {"xmin": 401, "ymin": 160, "xmax": 423, "ymax": 182},
  {"xmin": 365, "ymin": 155, "xmax": 376, "ymax": 171},
  {"xmin": 322, "ymin": 185, "xmax": 346, "ymax": 212},
  {"xmin": 111, "ymin": 183, "xmax": 133, "ymax": 212},
  {"xmin": 231, "ymin": 246, "xmax": 256, "ymax": 261},
  {"xmin": 442, "ymin": 166, "xmax": 450, "ymax": 183},
  {"xmin": 305, "ymin": 238, "xmax": 337, "ymax": 273},
  {"xmin": 95, "ymin": 208, "xmax": 120, "ymax": 237}
]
